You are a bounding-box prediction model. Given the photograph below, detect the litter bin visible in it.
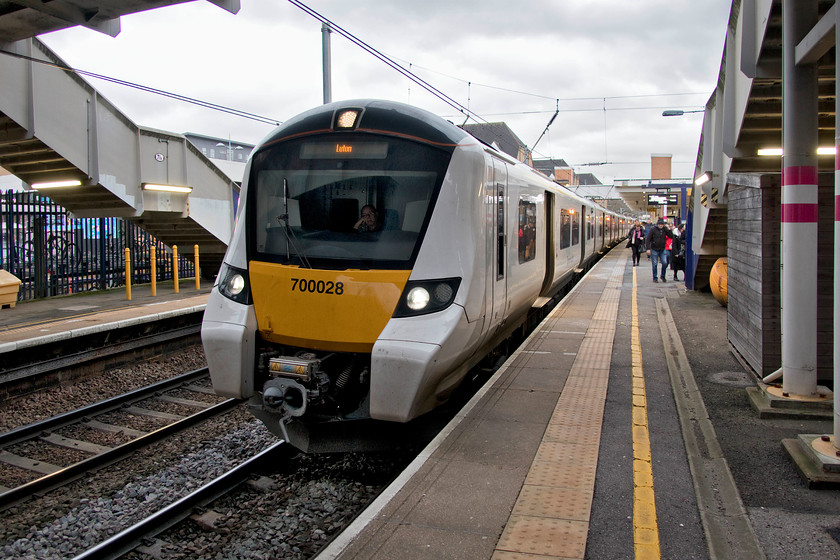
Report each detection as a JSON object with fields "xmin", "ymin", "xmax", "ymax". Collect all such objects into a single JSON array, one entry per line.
[{"xmin": 0, "ymin": 269, "xmax": 22, "ymax": 309}]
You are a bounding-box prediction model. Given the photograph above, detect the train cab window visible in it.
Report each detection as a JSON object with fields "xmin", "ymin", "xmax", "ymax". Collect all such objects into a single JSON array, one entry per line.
[
  {"xmin": 560, "ymin": 210, "xmax": 571, "ymax": 249},
  {"xmin": 518, "ymin": 199, "xmax": 536, "ymax": 263},
  {"xmin": 248, "ymin": 134, "xmax": 451, "ymax": 269}
]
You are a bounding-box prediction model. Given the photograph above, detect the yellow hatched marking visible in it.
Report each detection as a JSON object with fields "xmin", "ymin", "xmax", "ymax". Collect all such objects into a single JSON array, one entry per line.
[{"xmin": 631, "ymin": 266, "xmax": 661, "ymax": 559}]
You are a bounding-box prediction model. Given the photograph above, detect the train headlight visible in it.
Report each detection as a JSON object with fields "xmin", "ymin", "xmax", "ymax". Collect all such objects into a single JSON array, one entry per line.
[
  {"xmin": 228, "ymin": 274, "xmax": 246, "ymax": 295},
  {"xmin": 393, "ymin": 277, "xmax": 460, "ymax": 317},
  {"xmin": 406, "ymin": 287, "xmax": 430, "ymax": 310},
  {"xmin": 217, "ymin": 263, "xmax": 252, "ymax": 305}
]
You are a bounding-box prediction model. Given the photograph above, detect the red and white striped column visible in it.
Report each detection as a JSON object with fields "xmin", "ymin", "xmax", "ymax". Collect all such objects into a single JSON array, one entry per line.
[
  {"xmin": 835, "ymin": 134, "xmax": 839, "ymax": 447},
  {"xmin": 835, "ymin": 9, "xmax": 840, "ymax": 449},
  {"xmin": 781, "ymin": 0, "xmax": 819, "ymax": 398}
]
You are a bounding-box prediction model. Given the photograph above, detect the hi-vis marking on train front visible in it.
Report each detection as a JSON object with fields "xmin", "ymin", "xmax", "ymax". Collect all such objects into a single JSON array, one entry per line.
[{"xmin": 249, "ymin": 261, "xmax": 411, "ymax": 353}]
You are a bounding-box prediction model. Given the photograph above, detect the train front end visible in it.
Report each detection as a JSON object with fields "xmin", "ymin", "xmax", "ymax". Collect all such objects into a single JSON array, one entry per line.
[{"xmin": 201, "ymin": 100, "xmax": 472, "ymax": 452}]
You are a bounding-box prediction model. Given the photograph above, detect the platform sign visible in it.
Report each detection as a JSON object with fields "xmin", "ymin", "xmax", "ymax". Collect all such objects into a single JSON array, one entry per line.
[{"xmin": 647, "ymin": 193, "xmax": 678, "ymax": 206}]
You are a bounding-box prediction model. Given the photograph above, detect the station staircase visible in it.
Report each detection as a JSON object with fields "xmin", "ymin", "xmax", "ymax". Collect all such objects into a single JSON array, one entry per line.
[
  {"xmin": 0, "ymin": 38, "xmax": 236, "ymax": 278},
  {"xmin": 692, "ymin": 206, "xmax": 727, "ymax": 290}
]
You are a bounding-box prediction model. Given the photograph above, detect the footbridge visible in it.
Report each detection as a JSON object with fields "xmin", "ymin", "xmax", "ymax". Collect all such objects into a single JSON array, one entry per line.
[{"xmin": 0, "ymin": 36, "xmax": 237, "ymax": 277}]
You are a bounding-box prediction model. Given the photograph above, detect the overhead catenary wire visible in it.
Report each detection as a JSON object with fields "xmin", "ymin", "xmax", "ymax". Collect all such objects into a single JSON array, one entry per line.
[
  {"xmin": 2, "ymin": 4, "xmax": 706, "ymax": 176},
  {"xmin": 0, "ymin": 37, "xmax": 703, "ymax": 140},
  {"xmin": 0, "ymin": 47, "xmax": 282, "ymax": 127},
  {"xmin": 287, "ymin": 0, "xmax": 488, "ymax": 125},
  {"xmin": 394, "ymin": 56, "xmax": 709, "ymax": 105}
]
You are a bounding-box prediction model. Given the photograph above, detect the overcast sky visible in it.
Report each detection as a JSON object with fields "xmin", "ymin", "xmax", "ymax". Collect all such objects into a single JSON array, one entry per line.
[{"xmin": 37, "ymin": 0, "xmax": 732, "ymax": 184}]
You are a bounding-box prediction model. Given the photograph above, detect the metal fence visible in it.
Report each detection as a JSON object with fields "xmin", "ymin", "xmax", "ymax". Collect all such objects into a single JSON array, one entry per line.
[{"xmin": 1, "ymin": 190, "xmax": 195, "ymax": 302}]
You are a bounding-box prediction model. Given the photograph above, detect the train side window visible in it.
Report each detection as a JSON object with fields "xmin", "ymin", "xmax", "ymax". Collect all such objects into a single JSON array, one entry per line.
[
  {"xmin": 560, "ymin": 209, "xmax": 571, "ymax": 249},
  {"xmin": 518, "ymin": 199, "xmax": 536, "ymax": 263}
]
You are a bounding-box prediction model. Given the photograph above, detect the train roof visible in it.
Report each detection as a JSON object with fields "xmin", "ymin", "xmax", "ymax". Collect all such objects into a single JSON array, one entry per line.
[
  {"xmin": 252, "ymin": 99, "xmax": 627, "ymax": 220},
  {"xmin": 258, "ymin": 99, "xmax": 471, "ymax": 150}
]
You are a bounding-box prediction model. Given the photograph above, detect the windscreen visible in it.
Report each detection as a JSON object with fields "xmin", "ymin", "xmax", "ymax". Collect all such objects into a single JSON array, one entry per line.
[{"xmin": 249, "ymin": 134, "xmax": 451, "ymax": 269}]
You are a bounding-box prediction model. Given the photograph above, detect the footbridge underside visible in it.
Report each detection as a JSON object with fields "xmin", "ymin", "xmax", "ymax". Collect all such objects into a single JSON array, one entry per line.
[{"xmin": 0, "ymin": 37, "xmax": 236, "ymax": 277}]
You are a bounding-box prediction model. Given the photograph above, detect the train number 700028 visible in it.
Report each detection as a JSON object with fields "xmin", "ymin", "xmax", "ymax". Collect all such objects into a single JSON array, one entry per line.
[{"xmin": 290, "ymin": 278, "xmax": 345, "ymax": 295}]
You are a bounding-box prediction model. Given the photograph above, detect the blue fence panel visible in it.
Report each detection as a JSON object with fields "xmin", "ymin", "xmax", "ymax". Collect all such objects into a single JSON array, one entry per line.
[{"xmin": 1, "ymin": 190, "xmax": 196, "ymax": 303}]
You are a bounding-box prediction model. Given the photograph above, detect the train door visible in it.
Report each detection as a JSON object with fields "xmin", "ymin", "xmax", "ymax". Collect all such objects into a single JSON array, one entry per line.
[
  {"xmin": 579, "ymin": 204, "xmax": 587, "ymax": 264},
  {"xmin": 540, "ymin": 192, "xmax": 554, "ymax": 295},
  {"xmin": 489, "ymin": 158, "xmax": 508, "ymax": 329},
  {"xmin": 598, "ymin": 212, "xmax": 603, "ymax": 250}
]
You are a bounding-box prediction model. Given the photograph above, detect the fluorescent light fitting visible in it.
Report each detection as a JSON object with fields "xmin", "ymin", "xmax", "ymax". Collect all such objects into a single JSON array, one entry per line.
[
  {"xmin": 31, "ymin": 179, "xmax": 82, "ymax": 189},
  {"xmin": 694, "ymin": 172, "xmax": 712, "ymax": 186},
  {"xmin": 143, "ymin": 183, "xmax": 192, "ymax": 193},
  {"xmin": 756, "ymin": 147, "xmax": 836, "ymax": 156}
]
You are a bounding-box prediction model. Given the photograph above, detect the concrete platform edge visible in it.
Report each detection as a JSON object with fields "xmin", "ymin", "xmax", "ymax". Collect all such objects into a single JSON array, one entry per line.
[
  {"xmin": 0, "ymin": 304, "xmax": 206, "ymax": 354},
  {"xmin": 658, "ymin": 299, "xmax": 766, "ymax": 560}
]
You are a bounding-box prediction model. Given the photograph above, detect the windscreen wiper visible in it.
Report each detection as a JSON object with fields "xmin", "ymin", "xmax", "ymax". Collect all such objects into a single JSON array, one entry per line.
[{"xmin": 275, "ymin": 178, "xmax": 311, "ymax": 268}]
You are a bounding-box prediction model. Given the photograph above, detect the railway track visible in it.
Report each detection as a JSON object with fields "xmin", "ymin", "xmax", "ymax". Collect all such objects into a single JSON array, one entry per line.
[
  {"xmin": 70, "ymin": 440, "xmax": 290, "ymax": 560},
  {"xmin": 0, "ymin": 310, "xmax": 203, "ymax": 400},
  {"xmin": 64, "ymin": 440, "xmax": 417, "ymax": 560},
  {"xmin": 0, "ymin": 368, "xmax": 240, "ymax": 510}
]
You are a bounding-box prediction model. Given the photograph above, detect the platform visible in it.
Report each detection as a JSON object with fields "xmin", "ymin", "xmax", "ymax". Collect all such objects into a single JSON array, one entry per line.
[
  {"xmin": 316, "ymin": 248, "xmax": 840, "ymax": 560},
  {"xmin": 0, "ymin": 280, "xmax": 211, "ymax": 352},
  {"xmin": 2, "ymin": 250, "xmax": 839, "ymax": 559}
]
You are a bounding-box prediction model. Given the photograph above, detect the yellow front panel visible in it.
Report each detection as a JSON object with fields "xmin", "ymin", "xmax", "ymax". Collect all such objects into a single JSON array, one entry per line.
[{"xmin": 249, "ymin": 261, "xmax": 411, "ymax": 353}]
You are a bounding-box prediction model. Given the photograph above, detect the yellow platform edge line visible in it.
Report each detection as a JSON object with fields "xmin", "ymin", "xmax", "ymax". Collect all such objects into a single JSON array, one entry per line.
[{"xmin": 631, "ymin": 265, "xmax": 661, "ymax": 558}]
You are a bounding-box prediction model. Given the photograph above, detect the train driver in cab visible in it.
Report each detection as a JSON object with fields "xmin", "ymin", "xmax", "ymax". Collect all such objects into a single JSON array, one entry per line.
[{"xmin": 353, "ymin": 205, "xmax": 380, "ymax": 233}]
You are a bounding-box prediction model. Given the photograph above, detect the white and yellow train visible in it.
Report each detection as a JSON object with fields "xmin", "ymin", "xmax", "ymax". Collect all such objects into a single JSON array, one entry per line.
[{"xmin": 201, "ymin": 99, "xmax": 626, "ymax": 452}]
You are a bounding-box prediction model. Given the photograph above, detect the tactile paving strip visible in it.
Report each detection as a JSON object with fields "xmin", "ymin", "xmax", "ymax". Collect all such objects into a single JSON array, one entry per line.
[
  {"xmin": 511, "ymin": 485, "xmax": 593, "ymax": 520},
  {"xmin": 494, "ymin": 252, "xmax": 628, "ymax": 559},
  {"xmin": 495, "ymin": 515, "xmax": 588, "ymax": 558}
]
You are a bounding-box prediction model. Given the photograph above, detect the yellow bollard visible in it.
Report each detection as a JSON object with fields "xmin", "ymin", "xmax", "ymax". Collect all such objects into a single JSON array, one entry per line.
[
  {"xmin": 194, "ymin": 244, "xmax": 200, "ymax": 290},
  {"xmin": 124, "ymin": 247, "xmax": 132, "ymax": 301},
  {"xmin": 173, "ymin": 245, "xmax": 179, "ymax": 293},
  {"xmin": 150, "ymin": 245, "xmax": 157, "ymax": 297}
]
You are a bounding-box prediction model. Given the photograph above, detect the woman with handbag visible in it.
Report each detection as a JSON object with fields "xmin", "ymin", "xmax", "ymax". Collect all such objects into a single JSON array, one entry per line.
[{"xmin": 626, "ymin": 221, "xmax": 645, "ymax": 266}]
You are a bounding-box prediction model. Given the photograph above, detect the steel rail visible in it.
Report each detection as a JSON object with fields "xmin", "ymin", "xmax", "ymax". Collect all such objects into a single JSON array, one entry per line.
[
  {"xmin": 0, "ymin": 370, "xmax": 241, "ymax": 510},
  {"xmin": 71, "ymin": 441, "xmax": 288, "ymax": 560},
  {"xmin": 0, "ymin": 368, "xmax": 209, "ymax": 446}
]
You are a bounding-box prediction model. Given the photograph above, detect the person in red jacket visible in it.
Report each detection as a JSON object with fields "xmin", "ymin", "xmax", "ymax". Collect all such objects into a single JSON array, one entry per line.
[{"xmin": 671, "ymin": 222, "xmax": 686, "ymax": 280}]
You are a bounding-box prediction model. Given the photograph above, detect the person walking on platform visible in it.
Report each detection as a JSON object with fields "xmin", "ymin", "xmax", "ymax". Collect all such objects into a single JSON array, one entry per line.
[
  {"xmin": 626, "ymin": 221, "xmax": 645, "ymax": 266},
  {"xmin": 645, "ymin": 218, "xmax": 673, "ymax": 282},
  {"xmin": 642, "ymin": 221, "xmax": 651, "ymax": 259}
]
